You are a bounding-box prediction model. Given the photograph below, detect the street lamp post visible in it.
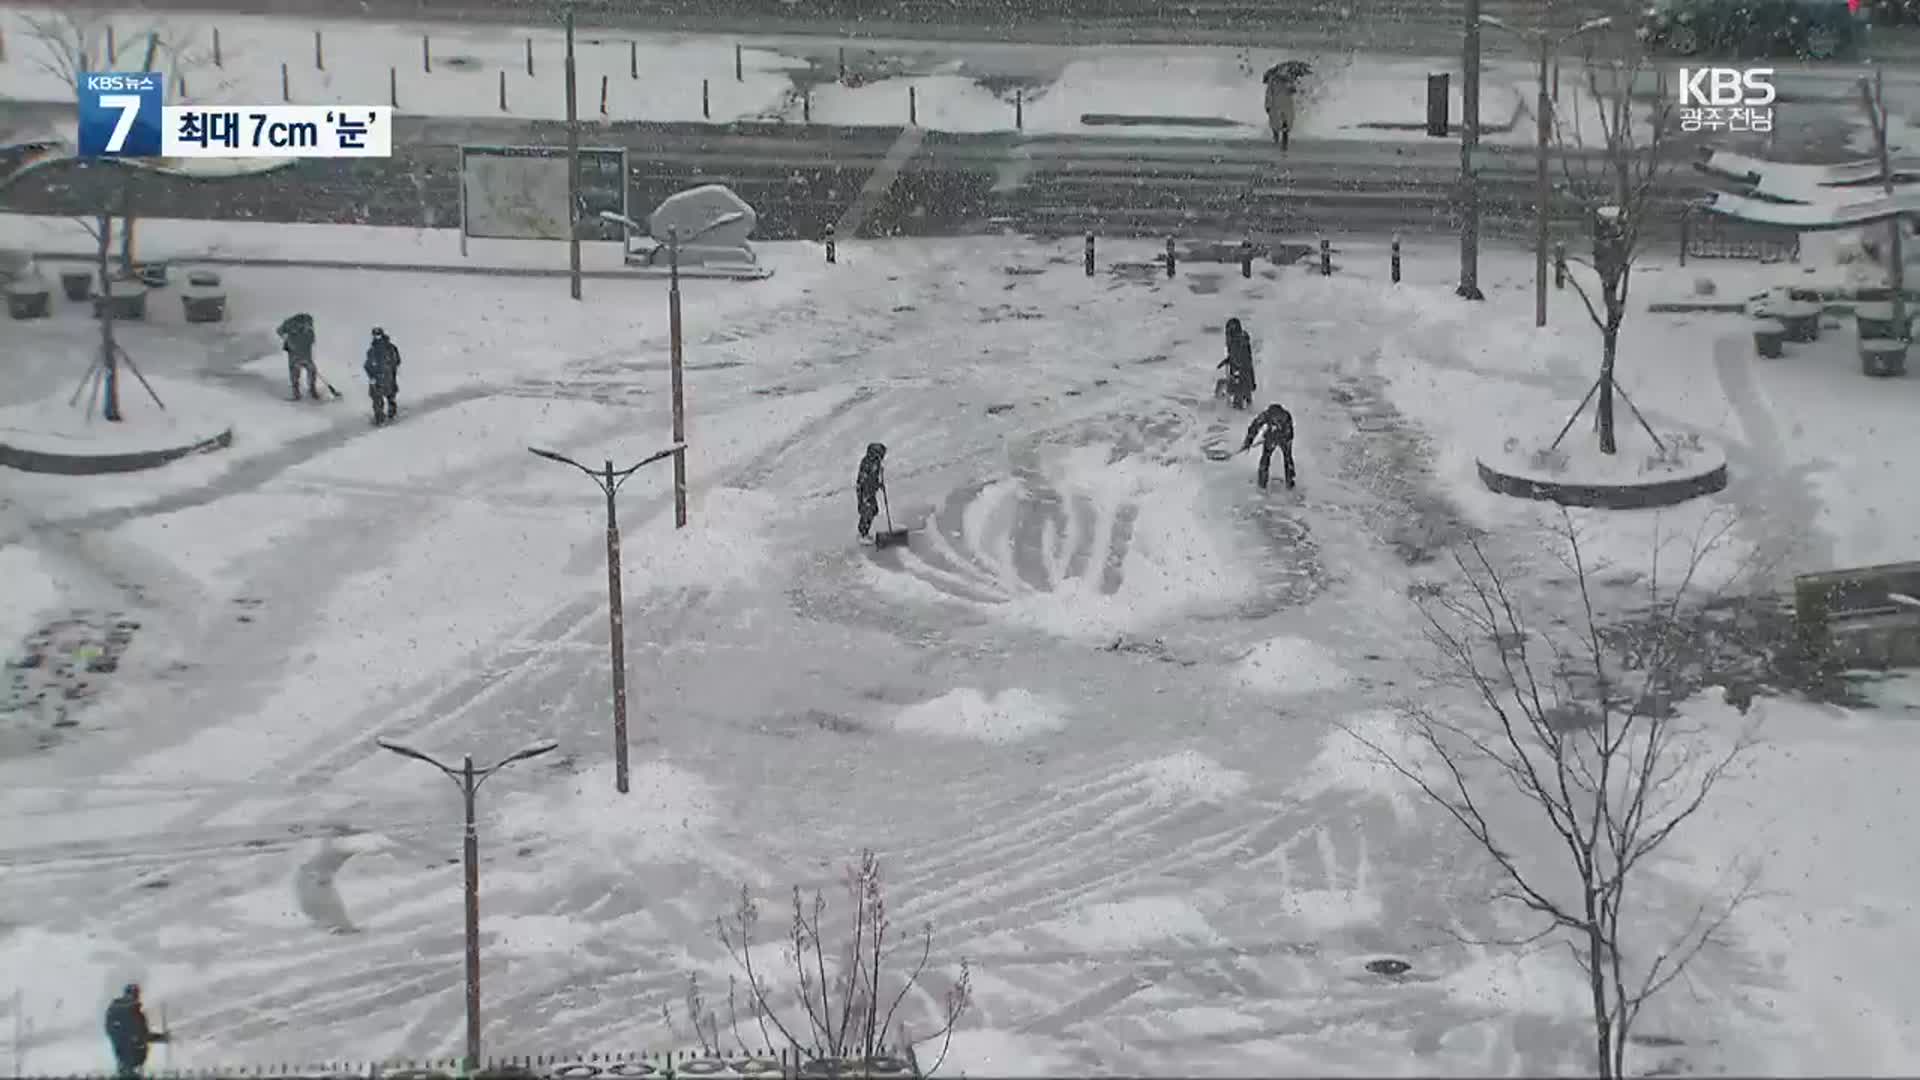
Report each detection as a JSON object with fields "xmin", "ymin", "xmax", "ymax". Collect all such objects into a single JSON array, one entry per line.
[
  {"xmin": 374, "ymin": 737, "xmax": 558, "ymax": 1072},
  {"xmin": 527, "ymin": 443, "xmax": 683, "ymax": 794},
  {"xmin": 1479, "ymin": 14, "xmax": 1613, "ymax": 328},
  {"xmin": 563, "ymin": 3, "xmax": 582, "ymax": 301},
  {"xmin": 1458, "ymin": 0, "xmax": 1484, "ymax": 301},
  {"xmin": 600, "ymin": 208, "xmax": 745, "ymax": 531}
]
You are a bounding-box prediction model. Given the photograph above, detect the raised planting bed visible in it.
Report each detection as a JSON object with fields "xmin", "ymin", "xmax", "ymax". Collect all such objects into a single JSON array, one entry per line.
[
  {"xmin": 91, "ymin": 285, "xmax": 147, "ymax": 321},
  {"xmin": 1753, "ymin": 317, "xmax": 1787, "ymax": 358},
  {"xmin": 1861, "ymin": 337, "xmax": 1909, "ymax": 377},
  {"xmin": 59, "ymin": 269, "xmax": 92, "ymax": 301}
]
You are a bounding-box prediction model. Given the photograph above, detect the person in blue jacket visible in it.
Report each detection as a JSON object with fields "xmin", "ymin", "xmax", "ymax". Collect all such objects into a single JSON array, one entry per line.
[{"xmin": 104, "ymin": 983, "xmax": 168, "ymax": 1077}]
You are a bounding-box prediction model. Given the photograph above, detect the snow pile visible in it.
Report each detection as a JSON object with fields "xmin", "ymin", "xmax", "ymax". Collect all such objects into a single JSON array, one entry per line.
[
  {"xmin": 1009, "ymin": 448, "xmax": 1254, "ymax": 639},
  {"xmin": 1233, "ymin": 635, "xmax": 1354, "ymax": 694},
  {"xmin": 889, "ymin": 687, "xmax": 1069, "ymax": 744},
  {"xmin": 0, "ymin": 543, "xmax": 61, "ymax": 647},
  {"xmin": 621, "ymin": 487, "xmax": 782, "ymax": 592},
  {"xmin": 495, "ymin": 760, "xmax": 717, "ymax": 867},
  {"xmin": 1038, "ymin": 895, "xmax": 1223, "ymax": 950},
  {"xmin": 1290, "ymin": 710, "xmax": 1430, "ymax": 827},
  {"xmin": 1129, "ymin": 750, "xmax": 1251, "ymax": 804}
]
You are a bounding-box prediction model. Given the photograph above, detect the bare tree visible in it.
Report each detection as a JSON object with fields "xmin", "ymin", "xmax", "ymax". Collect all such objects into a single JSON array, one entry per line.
[
  {"xmin": 714, "ymin": 850, "xmax": 972, "ymax": 1076},
  {"xmin": 1859, "ymin": 70, "xmax": 1906, "ymax": 335},
  {"xmin": 1553, "ymin": 56, "xmax": 1676, "ymax": 456},
  {"xmin": 1342, "ymin": 514, "xmax": 1758, "ymax": 1079}
]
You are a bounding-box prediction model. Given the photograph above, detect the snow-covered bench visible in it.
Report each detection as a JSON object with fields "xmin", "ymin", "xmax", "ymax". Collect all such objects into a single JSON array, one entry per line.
[{"xmin": 1794, "ymin": 561, "xmax": 1920, "ymax": 670}]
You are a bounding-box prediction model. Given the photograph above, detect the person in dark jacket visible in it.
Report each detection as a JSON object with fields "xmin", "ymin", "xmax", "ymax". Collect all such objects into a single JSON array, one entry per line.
[
  {"xmin": 1241, "ymin": 402, "xmax": 1296, "ymax": 489},
  {"xmin": 364, "ymin": 327, "xmax": 401, "ymax": 425},
  {"xmin": 1216, "ymin": 318, "xmax": 1256, "ymax": 407},
  {"xmin": 277, "ymin": 313, "xmax": 319, "ymax": 401},
  {"xmin": 104, "ymin": 983, "xmax": 168, "ymax": 1077},
  {"xmin": 855, "ymin": 442, "xmax": 887, "ymax": 539}
]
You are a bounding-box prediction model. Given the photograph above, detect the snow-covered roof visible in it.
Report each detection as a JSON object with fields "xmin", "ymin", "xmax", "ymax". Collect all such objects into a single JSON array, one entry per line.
[{"xmin": 1702, "ymin": 189, "xmax": 1920, "ymax": 230}]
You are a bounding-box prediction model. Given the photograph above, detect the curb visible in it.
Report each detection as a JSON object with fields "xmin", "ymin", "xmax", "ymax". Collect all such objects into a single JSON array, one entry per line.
[
  {"xmin": 1476, "ymin": 455, "xmax": 1729, "ymax": 510},
  {"xmin": 22, "ymin": 252, "xmax": 721, "ymax": 281},
  {"xmin": 0, "ymin": 427, "xmax": 235, "ymax": 475}
]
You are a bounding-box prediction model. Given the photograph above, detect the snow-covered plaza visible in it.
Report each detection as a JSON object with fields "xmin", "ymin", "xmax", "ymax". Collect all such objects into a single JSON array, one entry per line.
[{"xmin": 3, "ymin": 221, "xmax": 1920, "ymax": 1075}]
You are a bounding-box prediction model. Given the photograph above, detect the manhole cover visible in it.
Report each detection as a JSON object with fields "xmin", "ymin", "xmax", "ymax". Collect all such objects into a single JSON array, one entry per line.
[
  {"xmin": 1365, "ymin": 958, "xmax": 1412, "ymax": 976},
  {"xmin": 440, "ymin": 55, "xmax": 482, "ymax": 71}
]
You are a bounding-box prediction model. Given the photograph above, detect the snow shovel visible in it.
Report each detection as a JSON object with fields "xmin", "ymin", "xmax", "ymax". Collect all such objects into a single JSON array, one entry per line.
[
  {"xmin": 874, "ymin": 487, "xmax": 911, "ymax": 549},
  {"xmin": 318, "ymin": 373, "xmax": 343, "ymax": 400}
]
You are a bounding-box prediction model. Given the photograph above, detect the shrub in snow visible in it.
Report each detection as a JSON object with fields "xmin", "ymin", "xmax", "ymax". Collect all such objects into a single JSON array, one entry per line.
[{"xmin": 691, "ymin": 850, "xmax": 973, "ymax": 1074}]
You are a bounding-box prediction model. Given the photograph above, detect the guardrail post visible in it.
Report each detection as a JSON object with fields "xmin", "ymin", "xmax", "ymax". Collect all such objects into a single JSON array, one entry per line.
[
  {"xmin": 422, "ymin": 34, "xmax": 431, "ymax": 73},
  {"xmin": 526, "ymin": 36, "xmax": 534, "ymax": 76},
  {"xmin": 314, "ymin": 29, "xmax": 324, "ymax": 70},
  {"xmin": 281, "ymin": 62, "xmax": 290, "ymax": 102},
  {"xmin": 631, "ymin": 39, "xmax": 638, "ymax": 78},
  {"xmin": 499, "ymin": 69, "xmax": 508, "ymax": 111},
  {"xmin": 736, "ymin": 43, "xmax": 744, "ymax": 81},
  {"xmin": 909, "ymin": 85, "xmax": 917, "ymax": 126},
  {"xmin": 702, "ymin": 78, "xmax": 711, "ymax": 119},
  {"xmin": 1015, "ymin": 88, "xmax": 1024, "ymax": 130},
  {"xmin": 213, "ymin": 27, "xmax": 222, "ymax": 67},
  {"xmin": 389, "ymin": 66, "xmax": 398, "ymax": 108},
  {"xmin": 601, "ymin": 74, "xmax": 609, "ymax": 114}
]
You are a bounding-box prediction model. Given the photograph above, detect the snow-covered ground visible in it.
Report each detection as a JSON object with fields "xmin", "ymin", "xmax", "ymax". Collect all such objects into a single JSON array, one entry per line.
[
  {"xmin": 3, "ymin": 218, "xmax": 1920, "ymax": 1075},
  {"xmin": 0, "ymin": 7, "xmax": 1570, "ymax": 143}
]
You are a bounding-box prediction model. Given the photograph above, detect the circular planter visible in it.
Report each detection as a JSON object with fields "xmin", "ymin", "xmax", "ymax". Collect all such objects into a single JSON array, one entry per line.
[
  {"xmin": 1854, "ymin": 300, "xmax": 1902, "ymax": 339},
  {"xmin": 1752, "ymin": 317, "xmax": 1786, "ymax": 358},
  {"xmin": 1775, "ymin": 299, "xmax": 1822, "ymax": 341},
  {"xmin": 1477, "ymin": 434, "xmax": 1730, "ymax": 510},
  {"xmin": 59, "ymin": 269, "xmax": 93, "ymax": 301},
  {"xmin": 1861, "ymin": 337, "xmax": 1908, "ymax": 377},
  {"xmin": 7, "ymin": 286, "xmax": 51, "ymax": 320},
  {"xmin": 92, "ymin": 286, "xmax": 148, "ymax": 321},
  {"xmin": 181, "ymin": 291, "xmax": 227, "ymax": 323}
]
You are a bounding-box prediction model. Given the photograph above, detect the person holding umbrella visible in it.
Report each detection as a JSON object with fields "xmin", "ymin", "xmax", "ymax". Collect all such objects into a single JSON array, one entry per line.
[{"xmin": 1263, "ymin": 60, "xmax": 1312, "ymax": 151}]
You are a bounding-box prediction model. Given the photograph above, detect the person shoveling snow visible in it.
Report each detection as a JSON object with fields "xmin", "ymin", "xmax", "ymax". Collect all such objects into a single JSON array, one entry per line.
[{"xmin": 855, "ymin": 442, "xmax": 910, "ymax": 548}]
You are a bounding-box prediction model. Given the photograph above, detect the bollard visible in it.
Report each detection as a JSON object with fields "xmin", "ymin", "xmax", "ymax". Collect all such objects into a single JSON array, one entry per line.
[
  {"xmin": 1085, "ymin": 233, "xmax": 1095, "ymax": 277},
  {"xmin": 600, "ymin": 74, "xmax": 608, "ymax": 114},
  {"xmin": 1239, "ymin": 239, "xmax": 1254, "ymax": 278},
  {"xmin": 280, "ymin": 62, "xmax": 290, "ymax": 102},
  {"xmin": 106, "ymin": 25, "xmax": 116, "ymax": 62},
  {"xmin": 909, "ymin": 85, "xmax": 917, "ymax": 126},
  {"xmin": 825, "ymin": 224, "xmax": 837, "ymax": 264},
  {"xmin": 212, "ymin": 27, "xmax": 222, "ymax": 67},
  {"xmin": 315, "ymin": 29, "xmax": 324, "ymax": 70},
  {"xmin": 177, "ymin": 72, "xmax": 186, "ymax": 96},
  {"xmin": 423, "ymin": 34, "xmax": 431, "ymax": 73},
  {"xmin": 526, "ymin": 37, "xmax": 534, "ymax": 76},
  {"xmin": 838, "ymin": 45, "xmax": 846, "ymax": 82},
  {"xmin": 1165, "ymin": 237, "xmax": 1177, "ymax": 278},
  {"xmin": 1015, "ymin": 88, "xmax": 1023, "ymax": 130},
  {"xmin": 1320, "ymin": 237, "xmax": 1331, "ymax": 276},
  {"xmin": 499, "ymin": 69, "xmax": 507, "ymax": 111},
  {"xmin": 630, "ymin": 39, "xmax": 638, "ymax": 78},
  {"xmin": 702, "ymin": 78, "xmax": 710, "ymax": 119},
  {"xmin": 802, "ymin": 88, "xmax": 811, "ymax": 122},
  {"xmin": 735, "ymin": 43, "xmax": 743, "ymax": 81},
  {"xmin": 1678, "ymin": 212, "xmax": 1691, "ymax": 267},
  {"xmin": 1391, "ymin": 235, "xmax": 1401, "ymax": 284},
  {"xmin": 389, "ymin": 66, "xmax": 398, "ymax": 108},
  {"xmin": 1554, "ymin": 242, "xmax": 1567, "ymax": 288}
]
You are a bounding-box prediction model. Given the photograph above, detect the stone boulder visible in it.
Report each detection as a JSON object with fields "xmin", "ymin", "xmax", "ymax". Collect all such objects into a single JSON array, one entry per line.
[{"xmin": 643, "ymin": 183, "xmax": 760, "ymax": 268}]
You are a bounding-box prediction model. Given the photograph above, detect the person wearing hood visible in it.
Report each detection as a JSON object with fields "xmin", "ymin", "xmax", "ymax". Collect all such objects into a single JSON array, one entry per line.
[
  {"xmin": 104, "ymin": 983, "xmax": 168, "ymax": 1077},
  {"xmin": 855, "ymin": 442, "xmax": 888, "ymax": 540},
  {"xmin": 364, "ymin": 327, "xmax": 402, "ymax": 426},
  {"xmin": 276, "ymin": 313, "xmax": 319, "ymax": 401},
  {"xmin": 1217, "ymin": 317, "xmax": 1256, "ymax": 407},
  {"xmin": 1241, "ymin": 401, "xmax": 1297, "ymax": 490}
]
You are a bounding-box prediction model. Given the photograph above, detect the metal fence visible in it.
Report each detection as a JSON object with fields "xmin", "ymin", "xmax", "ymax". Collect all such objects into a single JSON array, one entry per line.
[
  {"xmin": 1679, "ymin": 205, "xmax": 1802, "ymax": 264},
  {"xmin": 18, "ymin": 1049, "xmax": 922, "ymax": 1080}
]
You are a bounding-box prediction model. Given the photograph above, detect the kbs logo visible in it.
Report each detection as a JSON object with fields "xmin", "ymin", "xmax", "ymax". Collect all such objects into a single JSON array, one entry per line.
[
  {"xmin": 1676, "ymin": 67, "xmax": 1775, "ymax": 134},
  {"xmin": 76, "ymin": 71, "xmax": 165, "ymax": 157}
]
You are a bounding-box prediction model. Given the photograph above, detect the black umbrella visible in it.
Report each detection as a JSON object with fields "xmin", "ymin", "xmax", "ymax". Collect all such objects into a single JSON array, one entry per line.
[{"xmin": 1263, "ymin": 60, "xmax": 1314, "ymax": 84}]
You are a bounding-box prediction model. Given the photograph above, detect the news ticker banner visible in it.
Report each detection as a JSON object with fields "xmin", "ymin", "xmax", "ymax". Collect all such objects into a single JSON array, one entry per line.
[{"xmin": 78, "ymin": 71, "xmax": 392, "ymax": 159}]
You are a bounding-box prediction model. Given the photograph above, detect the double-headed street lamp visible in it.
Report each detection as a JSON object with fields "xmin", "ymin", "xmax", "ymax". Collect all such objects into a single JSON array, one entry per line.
[
  {"xmin": 600, "ymin": 207, "xmax": 747, "ymax": 532},
  {"xmin": 375, "ymin": 736, "xmax": 559, "ymax": 1072},
  {"xmin": 1479, "ymin": 14, "xmax": 1615, "ymax": 328},
  {"xmin": 527, "ymin": 442, "xmax": 683, "ymax": 795}
]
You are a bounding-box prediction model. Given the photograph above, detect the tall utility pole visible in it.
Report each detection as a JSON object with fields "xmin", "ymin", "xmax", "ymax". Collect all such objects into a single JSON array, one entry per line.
[
  {"xmin": 667, "ymin": 228, "xmax": 688, "ymax": 528},
  {"xmin": 563, "ymin": 4, "xmax": 582, "ymax": 301},
  {"xmin": 1865, "ymin": 71, "xmax": 1906, "ymax": 336},
  {"xmin": 1481, "ymin": 15, "xmax": 1612, "ymax": 328},
  {"xmin": 374, "ymin": 737, "xmax": 558, "ymax": 1071},
  {"xmin": 1458, "ymin": 0, "xmax": 1485, "ymax": 301},
  {"xmin": 527, "ymin": 443, "xmax": 682, "ymax": 793}
]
